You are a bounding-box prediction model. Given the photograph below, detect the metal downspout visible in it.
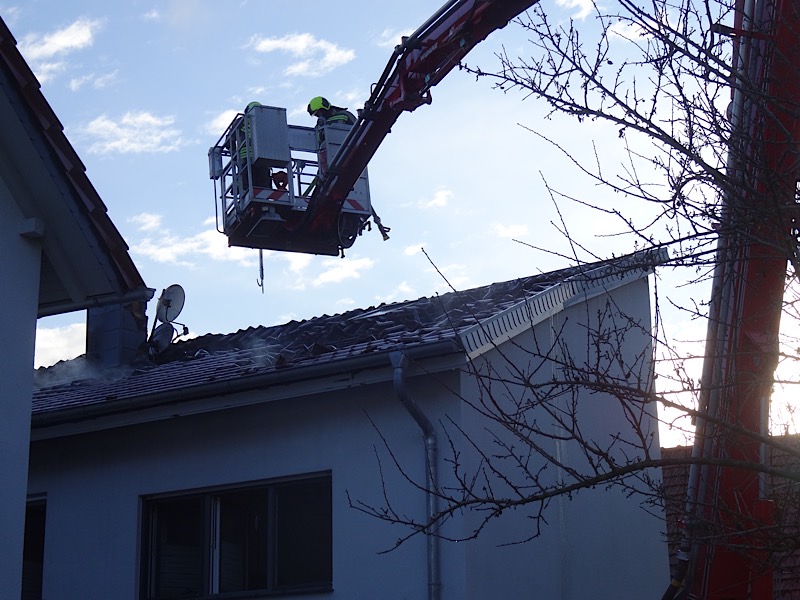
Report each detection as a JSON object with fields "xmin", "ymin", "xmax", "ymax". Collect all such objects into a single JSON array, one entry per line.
[{"xmin": 390, "ymin": 351, "xmax": 441, "ymax": 600}]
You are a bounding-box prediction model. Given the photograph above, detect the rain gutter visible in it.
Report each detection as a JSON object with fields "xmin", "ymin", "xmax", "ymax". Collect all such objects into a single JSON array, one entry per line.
[
  {"xmin": 390, "ymin": 350, "xmax": 441, "ymax": 600},
  {"xmin": 32, "ymin": 340, "xmax": 462, "ymax": 431},
  {"xmin": 37, "ymin": 286, "xmax": 155, "ymax": 318}
]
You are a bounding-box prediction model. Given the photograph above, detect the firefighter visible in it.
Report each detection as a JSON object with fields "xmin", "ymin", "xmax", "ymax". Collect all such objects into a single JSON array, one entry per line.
[
  {"xmin": 237, "ymin": 101, "xmax": 272, "ymax": 193},
  {"xmin": 238, "ymin": 101, "xmax": 262, "ymax": 162},
  {"xmin": 307, "ymin": 96, "xmax": 356, "ymax": 127},
  {"xmin": 307, "ymin": 96, "xmax": 356, "ymax": 181}
]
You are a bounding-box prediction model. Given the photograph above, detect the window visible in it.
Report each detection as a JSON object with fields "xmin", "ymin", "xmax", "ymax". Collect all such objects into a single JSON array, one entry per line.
[
  {"xmin": 141, "ymin": 475, "xmax": 332, "ymax": 599},
  {"xmin": 22, "ymin": 500, "xmax": 46, "ymax": 600}
]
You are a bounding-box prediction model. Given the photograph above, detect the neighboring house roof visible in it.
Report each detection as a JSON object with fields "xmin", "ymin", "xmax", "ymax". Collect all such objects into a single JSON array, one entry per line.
[
  {"xmin": 0, "ymin": 17, "xmax": 151, "ymax": 316},
  {"xmin": 32, "ymin": 249, "xmax": 665, "ymax": 431},
  {"xmin": 662, "ymin": 442, "xmax": 800, "ymax": 598}
]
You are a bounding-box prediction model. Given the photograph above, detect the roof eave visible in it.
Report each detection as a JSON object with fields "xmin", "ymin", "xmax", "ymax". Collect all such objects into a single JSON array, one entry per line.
[
  {"xmin": 460, "ymin": 248, "xmax": 668, "ymax": 359},
  {"xmin": 31, "ymin": 339, "xmax": 464, "ymax": 437},
  {"xmin": 0, "ymin": 17, "xmax": 149, "ymax": 314}
]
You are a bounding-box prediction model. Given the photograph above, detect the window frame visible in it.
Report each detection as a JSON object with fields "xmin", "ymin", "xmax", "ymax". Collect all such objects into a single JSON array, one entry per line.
[{"xmin": 139, "ymin": 472, "xmax": 332, "ymax": 600}]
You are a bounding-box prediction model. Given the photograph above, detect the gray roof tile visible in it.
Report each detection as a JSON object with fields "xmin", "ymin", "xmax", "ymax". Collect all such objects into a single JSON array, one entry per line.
[{"xmin": 33, "ymin": 252, "xmax": 662, "ymax": 420}]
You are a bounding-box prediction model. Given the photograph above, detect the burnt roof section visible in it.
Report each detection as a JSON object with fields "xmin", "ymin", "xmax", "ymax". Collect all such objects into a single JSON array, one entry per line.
[
  {"xmin": 32, "ymin": 250, "xmax": 664, "ymax": 425},
  {"xmin": 0, "ymin": 16, "xmax": 149, "ymax": 314}
]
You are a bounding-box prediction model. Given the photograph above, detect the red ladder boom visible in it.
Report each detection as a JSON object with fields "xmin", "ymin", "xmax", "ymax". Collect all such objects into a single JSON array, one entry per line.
[
  {"xmin": 673, "ymin": 1, "xmax": 800, "ymax": 598},
  {"xmin": 298, "ymin": 0, "xmax": 540, "ymax": 246}
]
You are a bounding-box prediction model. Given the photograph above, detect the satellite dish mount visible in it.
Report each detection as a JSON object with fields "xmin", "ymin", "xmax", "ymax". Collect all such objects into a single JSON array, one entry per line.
[{"xmin": 147, "ymin": 284, "xmax": 188, "ymax": 357}]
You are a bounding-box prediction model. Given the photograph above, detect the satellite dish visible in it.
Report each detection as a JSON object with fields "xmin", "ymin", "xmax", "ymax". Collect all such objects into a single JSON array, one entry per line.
[
  {"xmin": 149, "ymin": 323, "xmax": 176, "ymax": 356},
  {"xmin": 156, "ymin": 284, "xmax": 185, "ymax": 323},
  {"xmin": 147, "ymin": 284, "xmax": 188, "ymax": 359}
]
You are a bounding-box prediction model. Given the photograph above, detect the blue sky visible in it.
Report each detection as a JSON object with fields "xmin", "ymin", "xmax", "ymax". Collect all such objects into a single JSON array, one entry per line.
[{"xmin": 8, "ymin": 0, "xmax": 636, "ymax": 368}]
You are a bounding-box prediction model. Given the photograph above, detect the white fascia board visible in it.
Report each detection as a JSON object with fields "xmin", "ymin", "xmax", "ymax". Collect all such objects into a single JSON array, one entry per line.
[
  {"xmin": 459, "ymin": 280, "xmax": 576, "ymax": 359},
  {"xmin": 460, "ymin": 248, "xmax": 668, "ymax": 360}
]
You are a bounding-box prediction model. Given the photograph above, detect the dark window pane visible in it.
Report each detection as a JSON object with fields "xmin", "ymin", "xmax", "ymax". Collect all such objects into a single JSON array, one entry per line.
[
  {"xmin": 218, "ymin": 489, "xmax": 268, "ymax": 593},
  {"xmin": 275, "ymin": 479, "xmax": 332, "ymax": 588},
  {"xmin": 22, "ymin": 502, "xmax": 46, "ymax": 600},
  {"xmin": 142, "ymin": 475, "xmax": 332, "ymax": 598},
  {"xmin": 152, "ymin": 497, "xmax": 204, "ymax": 599}
]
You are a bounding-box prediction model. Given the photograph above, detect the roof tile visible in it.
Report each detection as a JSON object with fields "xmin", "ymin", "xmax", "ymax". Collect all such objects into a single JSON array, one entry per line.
[{"xmin": 33, "ymin": 252, "xmax": 662, "ymax": 420}]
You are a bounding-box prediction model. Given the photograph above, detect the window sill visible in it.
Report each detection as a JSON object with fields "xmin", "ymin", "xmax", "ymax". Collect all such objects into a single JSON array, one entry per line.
[{"xmin": 150, "ymin": 585, "xmax": 333, "ymax": 600}]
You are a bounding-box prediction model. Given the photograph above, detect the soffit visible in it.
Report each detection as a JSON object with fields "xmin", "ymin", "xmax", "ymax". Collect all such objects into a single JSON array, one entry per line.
[{"xmin": 0, "ymin": 17, "xmax": 149, "ymax": 315}]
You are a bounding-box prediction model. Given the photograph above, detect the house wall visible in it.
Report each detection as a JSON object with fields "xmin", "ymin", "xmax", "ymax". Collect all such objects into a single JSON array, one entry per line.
[
  {"xmin": 455, "ymin": 277, "xmax": 667, "ymax": 599},
  {"xmin": 28, "ymin": 368, "xmax": 467, "ymax": 600},
  {"xmin": 27, "ymin": 274, "xmax": 667, "ymax": 600},
  {"xmin": 1, "ymin": 178, "xmax": 41, "ymax": 599}
]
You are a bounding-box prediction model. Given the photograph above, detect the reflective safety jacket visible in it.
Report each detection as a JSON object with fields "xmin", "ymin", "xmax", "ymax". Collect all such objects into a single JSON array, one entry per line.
[
  {"xmin": 326, "ymin": 107, "xmax": 356, "ymax": 125},
  {"xmin": 315, "ymin": 106, "xmax": 356, "ymax": 129}
]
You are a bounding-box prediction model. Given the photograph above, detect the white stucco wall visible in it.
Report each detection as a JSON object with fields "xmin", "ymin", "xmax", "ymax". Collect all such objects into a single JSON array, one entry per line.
[
  {"xmin": 1, "ymin": 179, "xmax": 41, "ymax": 599},
  {"xmin": 27, "ymin": 274, "xmax": 667, "ymax": 600},
  {"xmin": 28, "ymin": 368, "xmax": 466, "ymax": 600},
  {"xmin": 454, "ymin": 276, "xmax": 667, "ymax": 600}
]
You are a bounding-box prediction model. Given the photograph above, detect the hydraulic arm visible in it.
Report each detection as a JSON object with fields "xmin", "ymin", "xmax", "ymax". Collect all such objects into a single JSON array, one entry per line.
[
  {"xmin": 668, "ymin": 1, "xmax": 800, "ymax": 598},
  {"xmin": 301, "ymin": 0, "xmax": 541, "ymax": 243}
]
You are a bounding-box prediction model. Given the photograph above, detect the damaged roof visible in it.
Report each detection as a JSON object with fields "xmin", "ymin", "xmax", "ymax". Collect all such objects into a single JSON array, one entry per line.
[{"xmin": 32, "ymin": 250, "xmax": 665, "ymax": 428}]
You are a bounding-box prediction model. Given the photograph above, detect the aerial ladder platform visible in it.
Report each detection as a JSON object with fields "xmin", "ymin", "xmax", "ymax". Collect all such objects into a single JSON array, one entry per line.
[{"xmin": 209, "ymin": 104, "xmax": 372, "ymax": 256}]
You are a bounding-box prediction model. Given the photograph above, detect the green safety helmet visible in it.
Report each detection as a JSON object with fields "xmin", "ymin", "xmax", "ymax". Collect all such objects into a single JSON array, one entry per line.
[
  {"xmin": 307, "ymin": 96, "xmax": 331, "ymax": 115},
  {"xmin": 245, "ymin": 101, "xmax": 262, "ymax": 112}
]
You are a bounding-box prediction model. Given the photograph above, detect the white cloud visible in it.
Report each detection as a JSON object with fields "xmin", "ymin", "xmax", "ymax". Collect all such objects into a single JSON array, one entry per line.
[
  {"xmin": 375, "ymin": 281, "xmax": 414, "ymax": 304},
  {"xmin": 284, "ymin": 253, "xmax": 313, "ymax": 273},
  {"xmin": 68, "ymin": 70, "xmax": 118, "ymax": 91},
  {"xmin": 34, "ymin": 322, "xmax": 85, "ymax": 368},
  {"xmin": 91, "ymin": 70, "xmax": 117, "ymax": 88},
  {"xmin": 2, "ymin": 7, "xmax": 22, "ymax": 27},
  {"xmin": 247, "ymin": 86, "xmax": 267, "ymax": 97},
  {"xmin": 404, "ymin": 244, "xmax": 425, "ymax": 256},
  {"xmin": 289, "ymin": 102, "xmax": 312, "ymax": 119},
  {"xmin": 129, "ymin": 213, "xmax": 163, "ymax": 232},
  {"xmin": 429, "ymin": 263, "xmax": 469, "ymax": 291},
  {"xmin": 313, "ymin": 257, "xmax": 374, "ymax": 286},
  {"xmin": 272, "ymin": 312, "xmax": 299, "ymax": 326},
  {"xmin": 555, "ymin": 0, "xmax": 595, "ymax": 20},
  {"xmin": 205, "ymin": 109, "xmax": 238, "ymax": 136},
  {"xmin": 143, "ymin": 9, "xmax": 161, "ymax": 20},
  {"xmin": 19, "ymin": 17, "xmax": 103, "ymax": 61},
  {"xmin": 68, "ymin": 73, "xmax": 92, "ymax": 91},
  {"xmin": 492, "ymin": 223, "xmax": 529, "ymax": 238},
  {"xmin": 609, "ymin": 20, "xmax": 649, "ymax": 41},
  {"xmin": 18, "ymin": 17, "xmax": 106, "ymax": 84},
  {"xmin": 130, "ymin": 220, "xmax": 256, "ymax": 268},
  {"xmin": 85, "ymin": 111, "xmax": 185, "ymax": 154},
  {"xmin": 398, "ymin": 281, "xmax": 413, "ymax": 295},
  {"xmin": 31, "ymin": 61, "xmax": 66, "ymax": 84},
  {"xmin": 420, "ymin": 188, "xmax": 452, "ymax": 209},
  {"xmin": 375, "ymin": 28, "xmax": 414, "ymax": 49},
  {"xmin": 339, "ymin": 88, "xmax": 363, "ymax": 107},
  {"xmin": 249, "ymin": 33, "xmax": 355, "ymax": 77}
]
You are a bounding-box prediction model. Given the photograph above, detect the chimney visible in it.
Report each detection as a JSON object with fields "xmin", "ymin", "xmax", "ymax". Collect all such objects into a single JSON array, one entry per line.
[{"xmin": 86, "ymin": 300, "xmax": 149, "ymax": 368}]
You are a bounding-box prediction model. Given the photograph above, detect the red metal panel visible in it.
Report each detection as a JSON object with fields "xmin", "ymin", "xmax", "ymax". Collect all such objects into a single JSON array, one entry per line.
[{"xmin": 693, "ymin": 1, "xmax": 800, "ymax": 598}]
